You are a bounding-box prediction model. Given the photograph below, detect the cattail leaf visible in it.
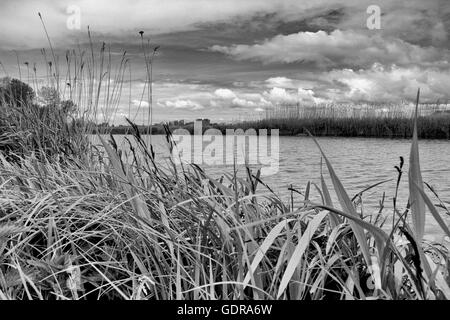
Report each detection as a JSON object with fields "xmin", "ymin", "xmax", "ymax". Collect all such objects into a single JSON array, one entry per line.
[
  {"xmin": 408, "ymin": 89, "xmax": 426, "ymax": 241},
  {"xmin": 412, "ymin": 180, "xmax": 450, "ymax": 239},
  {"xmin": 243, "ymin": 218, "xmax": 295, "ymax": 287},
  {"xmin": 277, "ymin": 211, "xmax": 328, "ymax": 298},
  {"xmin": 320, "ymin": 169, "xmax": 340, "ymax": 227},
  {"xmin": 308, "ymin": 133, "xmax": 372, "ymax": 265}
]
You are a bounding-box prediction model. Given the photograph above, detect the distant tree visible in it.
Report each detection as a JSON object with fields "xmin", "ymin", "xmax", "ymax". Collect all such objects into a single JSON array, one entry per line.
[
  {"xmin": 0, "ymin": 77, "xmax": 82, "ymax": 160},
  {"xmin": 0, "ymin": 77, "xmax": 35, "ymax": 106}
]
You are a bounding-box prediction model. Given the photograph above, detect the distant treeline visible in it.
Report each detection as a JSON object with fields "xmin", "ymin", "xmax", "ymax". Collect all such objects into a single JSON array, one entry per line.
[
  {"xmin": 93, "ymin": 122, "xmax": 216, "ymax": 135},
  {"xmin": 97, "ymin": 112, "xmax": 450, "ymax": 139},
  {"xmin": 239, "ymin": 104, "xmax": 450, "ymax": 139},
  {"xmin": 231, "ymin": 116, "xmax": 450, "ymax": 139}
]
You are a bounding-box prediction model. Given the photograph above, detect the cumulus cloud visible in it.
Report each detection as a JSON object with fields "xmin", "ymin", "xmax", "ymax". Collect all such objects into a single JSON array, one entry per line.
[
  {"xmin": 214, "ymin": 88, "xmax": 237, "ymax": 99},
  {"xmin": 256, "ymin": 65, "xmax": 450, "ymax": 105},
  {"xmin": 320, "ymin": 64, "xmax": 450, "ymax": 103},
  {"xmin": 211, "ymin": 88, "xmax": 272, "ymax": 109},
  {"xmin": 132, "ymin": 99, "xmax": 149, "ymax": 108},
  {"xmin": 262, "ymin": 87, "xmax": 328, "ymax": 105},
  {"xmin": 221, "ymin": 64, "xmax": 450, "ymax": 108},
  {"xmin": 211, "ymin": 85, "xmax": 328, "ymax": 110},
  {"xmin": 264, "ymin": 77, "xmax": 295, "ymax": 88},
  {"xmin": 158, "ymin": 99, "xmax": 204, "ymax": 110},
  {"xmin": 231, "ymin": 97, "xmax": 257, "ymax": 108},
  {"xmin": 210, "ymin": 29, "xmax": 450, "ymax": 68},
  {"xmin": 263, "ymin": 87, "xmax": 298, "ymax": 104}
]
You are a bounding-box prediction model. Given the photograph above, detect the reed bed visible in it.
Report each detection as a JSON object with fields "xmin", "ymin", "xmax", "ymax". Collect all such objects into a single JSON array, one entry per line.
[
  {"xmin": 0, "ymin": 20, "xmax": 450, "ymax": 300},
  {"xmin": 230, "ymin": 104, "xmax": 450, "ymax": 139}
]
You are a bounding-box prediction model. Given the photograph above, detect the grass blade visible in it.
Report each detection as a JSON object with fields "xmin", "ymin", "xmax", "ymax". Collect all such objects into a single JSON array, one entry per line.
[
  {"xmin": 243, "ymin": 219, "xmax": 295, "ymax": 287},
  {"xmin": 408, "ymin": 89, "xmax": 426, "ymax": 241},
  {"xmin": 277, "ymin": 211, "xmax": 328, "ymax": 298},
  {"xmin": 308, "ymin": 133, "xmax": 372, "ymax": 265},
  {"xmin": 412, "ymin": 180, "xmax": 450, "ymax": 239},
  {"xmin": 320, "ymin": 167, "xmax": 340, "ymax": 227}
]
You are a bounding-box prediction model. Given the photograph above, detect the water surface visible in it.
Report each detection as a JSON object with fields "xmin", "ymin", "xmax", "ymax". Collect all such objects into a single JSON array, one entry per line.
[{"xmin": 94, "ymin": 135, "xmax": 450, "ymax": 242}]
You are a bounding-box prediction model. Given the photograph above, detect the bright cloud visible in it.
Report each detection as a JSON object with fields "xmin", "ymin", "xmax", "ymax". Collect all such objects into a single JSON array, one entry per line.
[
  {"xmin": 321, "ymin": 64, "xmax": 450, "ymax": 103},
  {"xmin": 264, "ymin": 77, "xmax": 295, "ymax": 88},
  {"xmin": 262, "ymin": 87, "xmax": 328, "ymax": 105},
  {"xmin": 132, "ymin": 99, "xmax": 149, "ymax": 108},
  {"xmin": 159, "ymin": 99, "xmax": 204, "ymax": 110},
  {"xmin": 210, "ymin": 29, "xmax": 450, "ymax": 68},
  {"xmin": 214, "ymin": 88, "xmax": 237, "ymax": 99}
]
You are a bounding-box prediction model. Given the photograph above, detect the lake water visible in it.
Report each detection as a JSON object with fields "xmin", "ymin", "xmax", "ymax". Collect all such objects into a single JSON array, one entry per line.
[{"xmin": 94, "ymin": 134, "xmax": 450, "ymax": 242}]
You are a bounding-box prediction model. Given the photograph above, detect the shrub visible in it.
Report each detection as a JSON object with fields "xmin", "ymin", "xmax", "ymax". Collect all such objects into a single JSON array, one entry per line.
[{"xmin": 0, "ymin": 77, "xmax": 88, "ymax": 161}]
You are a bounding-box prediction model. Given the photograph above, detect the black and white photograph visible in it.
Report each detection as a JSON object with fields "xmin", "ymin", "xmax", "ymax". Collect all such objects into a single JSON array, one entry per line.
[{"xmin": 0, "ymin": 0, "xmax": 450, "ymax": 307}]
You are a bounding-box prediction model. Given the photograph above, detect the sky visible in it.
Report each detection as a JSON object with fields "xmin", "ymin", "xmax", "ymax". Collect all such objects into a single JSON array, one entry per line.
[{"xmin": 0, "ymin": 0, "xmax": 449, "ymax": 124}]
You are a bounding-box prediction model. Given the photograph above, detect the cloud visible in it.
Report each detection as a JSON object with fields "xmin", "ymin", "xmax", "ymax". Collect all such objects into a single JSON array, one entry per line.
[
  {"xmin": 159, "ymin": 99, "xmax": 204, "ymax": 110},
  {"xmin": 0, "ymin": 0, "xmax": 341, "ymax": 49},
  {"xmin": 210, "ymin": 29, "xmax": 450, "ymax": 68},
  {"xmin": 214, "ymin": 64, "xmax": 450, "ymax": 108},
  {"xmin": 214, "ymin": 88, "xmax": 237, "ymax": 99},
  {"xmin": 320, "ymin": 63, "xmax": 450, "ymax": 103},
  {"xmin": 211, "ymin": 86, "xmax": 327, "ymax": 109},
  {"xmin": 132, "ymin": 99, "xmax": 149, "ymax": 108},
  {"xmin": 264, "ymin": 77, "xmax": 295, "ymax": 88},
  {"xmin": 211, "ymin": 88, "xmax": 272, "ymax": 109},
  {"xmin": 263, "ymin": 87, "xmax": 298, "ymax": 104},
  {"xmin": 231, "ymin": 97, "xmax": 261, "ymax": 108},
  {"xmin": 262, "ymin": 87, "xmax": 328, "ymax": 104},
  {"xmin": 255, "ymin": 66, "xmax": 450, "ymax": 105}
]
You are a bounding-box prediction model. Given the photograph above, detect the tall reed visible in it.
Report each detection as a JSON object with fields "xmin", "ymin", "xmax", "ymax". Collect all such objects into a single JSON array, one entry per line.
[{"xmin": 231, "ymin": 103, "xmax": 450, "ymax": 139}]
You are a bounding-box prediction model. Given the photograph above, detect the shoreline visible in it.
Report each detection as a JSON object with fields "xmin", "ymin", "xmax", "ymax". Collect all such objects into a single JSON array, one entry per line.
[
  {"xmin": 100, "ymin": 129, "xmax": 450, "ymax": 140},
  {"xmin": 95, "ymin": 114, "xmax": 450, "ymax": 140}
]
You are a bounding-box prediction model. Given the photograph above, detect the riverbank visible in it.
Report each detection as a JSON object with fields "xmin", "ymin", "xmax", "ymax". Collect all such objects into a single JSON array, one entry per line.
[{"xmin": 101, "ymin": 113, "xmax": 450, "ymax": 139}]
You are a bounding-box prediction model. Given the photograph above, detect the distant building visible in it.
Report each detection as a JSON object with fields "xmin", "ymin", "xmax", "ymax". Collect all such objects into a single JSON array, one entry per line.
[
  {"xmin": 195, "ymin": 118, "xmax": 210, "ymax": 126},
  {"xmin": 167, "ymin": 120, "xmax": 185, "ymax": 126}
]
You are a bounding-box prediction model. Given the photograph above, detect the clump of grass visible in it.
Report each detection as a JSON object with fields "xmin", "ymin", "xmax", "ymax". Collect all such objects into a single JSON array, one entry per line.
[{"xmin": 0, "ymin": 77, "xmax": 90, "ymax": 161}]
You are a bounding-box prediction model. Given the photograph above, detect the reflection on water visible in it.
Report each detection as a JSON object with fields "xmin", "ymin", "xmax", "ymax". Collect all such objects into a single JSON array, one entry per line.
[{"xmin": 92, "ymin": 134, "xmax": 450, "ymax": 240}]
